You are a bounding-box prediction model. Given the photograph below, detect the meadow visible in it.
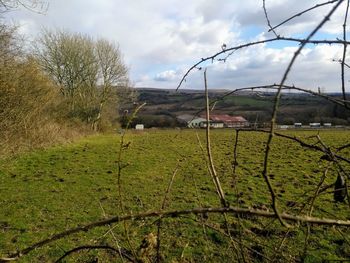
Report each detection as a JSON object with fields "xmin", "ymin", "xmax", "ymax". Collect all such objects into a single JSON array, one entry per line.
[{"xmin": 0, "ymin": 129, "xmax": 349, "ymax": 262}]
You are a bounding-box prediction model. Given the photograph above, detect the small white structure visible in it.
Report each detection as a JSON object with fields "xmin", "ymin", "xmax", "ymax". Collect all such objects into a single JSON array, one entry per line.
[
  {"xmin": 135, "ymin": 124, "xmax": 144, "ymax": 130},
  {"xmin": 309, "ymin": 123, "xmax": 321, "ymax": 128},
  {"xmin": 200, "ymin": 121, "xmax": 224, "ymax": 129},
  {"xmin": 323, "ymin": 123, "xmax": 332, "ymax": 128},
  {"xmin": 188, "ymin": 118, "xmax": 207, "ymax": 128},
  {"xmin": 294, "ymin": 123, "xmax": 302, "ymax": 128},
  {"xmin": 210, "ymin": 122, "xmax": 224, "ymax": 128},
  {"xmin": 280, "ymin": 125, "xmax": 289, "ymax": 129}
]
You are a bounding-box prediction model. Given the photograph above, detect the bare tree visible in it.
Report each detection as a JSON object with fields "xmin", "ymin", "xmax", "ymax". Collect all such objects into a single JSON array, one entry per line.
[
  {"xmin": 93, "ymin": 39, "xmax": 129, "ymax": 130},
  {"xmin": 0, "ymin": 24, "xmax": 62, "ymax": 154},
  {"xmin": 0, "ymin": 0, "xmax": 47, "ymax": 13},
  {"xmin": 35, "ymin": 30, "xmax": 132, "ymax": 129}
]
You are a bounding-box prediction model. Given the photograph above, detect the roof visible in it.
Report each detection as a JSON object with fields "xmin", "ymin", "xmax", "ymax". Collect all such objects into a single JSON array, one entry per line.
[
  {"xmin": 176, "ymin": 114, "xmax": 195, "ymax": 122},
  {"xmin": 208, "ymin": 114, "xmax": 248, "ymax": 123},
  {"xmin": 189, "ymin": 117, "xmax": 207, "ymax": 123}
]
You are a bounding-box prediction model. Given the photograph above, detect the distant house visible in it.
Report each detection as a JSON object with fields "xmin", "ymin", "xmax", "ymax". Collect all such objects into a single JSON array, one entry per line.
[
  {"xmin": 135, "ymin": 124, "xmax": 144, "ymax": 130},
  {"xmin": 188, "ymin": 117, "xmax": 207, "ymax": 128},
  {"xmin": 310, "ymin": 123, "xmax": 321, "ymax": 128},
  {"xmin": 206, "ymin": 114, "xmax": 249, "ymax": 128},
  {"xmin": 200, "ymin": 121, "xmax": 225, "ymax": 129},
  {"xmin": 323, "ymin": 123, "xmax": 332, "ymax": 128},
  {"xmin": 279, "ymin": 125, "xmax": 289, "ymax": 129},
  {"xmin": 177, "ymin": 114, "xmax": 249, "ymax": 129},
  {"xmin": 294, "ymin": 123, "xmax": 302, "ymax": 128},
  {"xmin": 176, "ymin": 114, "xmax": 195, "ymax": 127},
  {"xmin": 176, "ymin": 115, "xmax": 208, "ymax": 128}
]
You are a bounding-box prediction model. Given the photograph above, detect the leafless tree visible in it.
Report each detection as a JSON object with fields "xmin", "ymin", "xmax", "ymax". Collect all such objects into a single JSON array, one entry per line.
[
  {"xmin": 0, "ymin": 0, "xmax": 47, "ymax": 14},
  {"xmin": 35, "ymin": 30, "xmax": 131, "ymax": 129}
]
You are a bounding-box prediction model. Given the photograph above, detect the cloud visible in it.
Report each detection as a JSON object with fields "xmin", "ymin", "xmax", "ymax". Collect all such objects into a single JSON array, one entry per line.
[
  {"xmin": 3, "ymin": 0, "xmax": 348, "ymax": 92},
  {"xmin": 151, "ymin": 44, "xmax": 346, "ymax": 91},
  {"xmin": 154, "ymin": 70, "xmax": 178, "ymax": 82}
]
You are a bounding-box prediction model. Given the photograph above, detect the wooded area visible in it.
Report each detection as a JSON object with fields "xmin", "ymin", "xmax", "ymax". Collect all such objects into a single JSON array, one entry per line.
[{"xmin": 0, "ymin": 1, "xmax": 134, "ymax": 155}]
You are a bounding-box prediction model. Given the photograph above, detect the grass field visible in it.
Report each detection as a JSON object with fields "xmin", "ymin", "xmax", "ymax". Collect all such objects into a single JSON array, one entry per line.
[{"xmin": 0, "ymin": 129, "xmax": 349, "ymax": 262}]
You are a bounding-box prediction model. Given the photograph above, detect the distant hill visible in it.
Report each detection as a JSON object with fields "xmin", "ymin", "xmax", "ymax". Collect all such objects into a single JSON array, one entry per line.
[{"xmin": 124, "ymin": 88, "xmax": 350, "ymax": 128}]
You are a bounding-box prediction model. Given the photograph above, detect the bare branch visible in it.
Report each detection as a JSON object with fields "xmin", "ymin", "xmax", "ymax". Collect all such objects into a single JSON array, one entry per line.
[
  {"xmin": 176, "ymin": 36, "xmax": 350, "ymax": 90},
  {"xmin": 341, "ymin": 0, "xmax": 350, "ymax": 108},
  {"xmin": 269, "ymin": 0, "xmax": 339, "ymax": 32},
  {"xmin": 262, "ymin": 0, "xmax": 278, "ymax": 37},
  {"xmin": 261, "ymin": 0, "xmax": 344, "ymax": 227},
  {"xmin": 2, "ymin": 206, "xmax": 350, "ymax": 262},
  {"xmin": 204, "ymin": 69, "xmax": 227, "ymax": 207},
  {"xmin": 54, "ymin": 245, "xmax": 135, "ymax": 263}
]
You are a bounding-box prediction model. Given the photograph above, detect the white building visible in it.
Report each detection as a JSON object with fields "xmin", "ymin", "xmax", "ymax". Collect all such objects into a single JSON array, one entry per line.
[
  {"xmin": 188, "ymin": 118, "xmax": 207, "ymax": 128},
  {"xmin": 309, "ymin": 123, "xmax": 321, "ymax": 128},
  {"xmin": 135, "ymin": 124, "xmax": 144, "ymax": 130}
]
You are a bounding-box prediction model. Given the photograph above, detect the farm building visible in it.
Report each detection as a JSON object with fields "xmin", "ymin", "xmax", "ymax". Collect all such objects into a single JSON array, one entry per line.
[
  {"xmin": 310, "ymin": 123, "xmax": 321, "ymax": 128},
  {"xmin": 188, "ymin": 117, "xmax": 207, "ymax": 128},
  {"xmin": 206, "ymin": 114, "xmax": 249, "ymax": 128},
  {"xmin": 135, "ymin": 124, "xmax": 144, "ymax": 130},
  {"xmin": 176, "ymin": 114, "xmax": 195, "ymax": 127},
  {"xmin": 177, "ymin": 114, "xmax": 249, "ymax": 128},
  {"xmin": 200, "ymin": 121, "xmax": 225, "ymax": 129}
]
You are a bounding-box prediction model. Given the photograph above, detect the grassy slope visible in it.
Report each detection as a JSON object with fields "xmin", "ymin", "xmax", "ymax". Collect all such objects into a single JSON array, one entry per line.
[{"xmin": 0, "ymin": 130, "xmax": 349, "ymax": 262}]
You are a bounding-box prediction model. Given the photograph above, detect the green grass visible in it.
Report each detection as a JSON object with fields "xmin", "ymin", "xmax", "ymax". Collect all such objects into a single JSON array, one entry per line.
[{"xmin": 0, "ymin": 129, "xmax": 349, "ymax": 262}]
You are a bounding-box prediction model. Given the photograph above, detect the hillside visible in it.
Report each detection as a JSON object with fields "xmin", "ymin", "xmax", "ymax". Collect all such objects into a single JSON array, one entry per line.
[{"xmin": 129, "ymin": 88, "xmax": 350, "ymax": 128}]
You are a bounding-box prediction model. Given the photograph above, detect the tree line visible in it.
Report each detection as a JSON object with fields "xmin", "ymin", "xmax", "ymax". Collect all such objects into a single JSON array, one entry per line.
[{"xmin": 0, "ymin": 2, "xmax": 135, "ymax": 154}]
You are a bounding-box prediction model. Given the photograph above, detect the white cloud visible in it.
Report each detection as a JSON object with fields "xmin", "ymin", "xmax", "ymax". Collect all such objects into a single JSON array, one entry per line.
[
  {"xmin": 3, "ymin": 0, "xmax": 349, "ymax": 92},
  {"xmin": 154, "ymin": 70, "xmax": 178, "ymax": 82}
]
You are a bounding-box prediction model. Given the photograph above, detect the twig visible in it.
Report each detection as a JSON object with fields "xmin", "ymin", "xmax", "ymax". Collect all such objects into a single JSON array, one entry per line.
[
  {"xmin": 3, "ymin": 206, "xmax": 350, "ymax": 262},
  {"xmin": 341, "ymin": 0, "xmax": 350, "ymax": 108},
  {"xmin": 203, "ymin": 70, "xmax": 242, "ymax": 259},
  {"xmin": 116, "ymin": 102, "xmax": 146, "ymax": 259},
  {"xmin": 176, "ymin": 37, "xmax": 350, "ymax": 91},
  {"xmin": 232, "ymin": 129, "xmax": 239, "ymax": 185},
  {"xmin": 302, "ymin": 163, "xmax": 332, "ymax": 260},
  {"xmin": 269, "ymin": 0, "xmax": 338, "ymax": 32},
  {"xmin": 156, "ymin": 163, "xmax": 180, "ymax": 263},
  {"xmin": 54, "ymin": 245, "xmax": 135, "ymax": 263},
  {"xmin": 97, "ymin": 201, "xmax": 125, "ymax": 262},
  {"xmin": 237, "ymin": 129, "xmax": 350, "ymax": 164},
  {"xmin": 263, "ymin": 0, "xmax": 278, "ymax": 37},
  {"xmin": 204, "ymin": 69, "xmax": 227, "ymax": 207},
  {"xmin": 199, "ymin": 220, "xmax": 272, "ymax": 262},
  {"xmin": 261, "ymin": 0, "xmax": 344, "ymax": 228}
]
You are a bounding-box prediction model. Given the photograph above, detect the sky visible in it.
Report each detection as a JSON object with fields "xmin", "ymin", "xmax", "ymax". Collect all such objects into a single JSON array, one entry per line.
[{"xmin": 3, "ymin": 0, "xmax": 350, "ymax": 92}]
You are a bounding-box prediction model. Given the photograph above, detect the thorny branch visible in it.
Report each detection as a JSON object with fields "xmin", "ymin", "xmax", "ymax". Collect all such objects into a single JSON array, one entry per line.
[
  {"xmin": 115, "ymin": 102, "xmax": 146, "ymax": 260},
  {"xmin": 341, "ymin": 0, "xmax": 350, "ymax": 108},
  {"xmin": 2, "ymin": 206, "xmax": 350, "ymax": 262},
  {"xmin": 204, "ymin": 69, "xmax": 227, "ymax": 207},
  {"xmin": 176, "ymin": 37, "xmax": 350, "ymax": 91},
  {"xmin": 268, "ymin": 0, "xmax": 339, "ymax": 32},
  {"xmin": 54, "ymin": 245, "xmax": 135, "ymax": 263},
  {"xmin": 156, "ymin": 163, "xmax": 180, "ymax": 263},
  {"xmin": 261, "ymin": 0, "xmax": 344, "ymax": 227},
  {"xmin": 2, "ymin": 1, "xmax": 350, "ymax": 262},
  {"xmin": 263, "ymin": 0, "xmax": 278, "ymax": 37}
]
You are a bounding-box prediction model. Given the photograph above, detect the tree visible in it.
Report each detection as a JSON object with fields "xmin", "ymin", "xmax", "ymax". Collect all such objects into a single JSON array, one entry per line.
[
  {"xmin": 93, "ymin": 39, "xmax": 129, "ymax": 130},
  {"xmin": 35, "ymin": 30, "xmax": 132, "ymax": 130},
  {"xmin": 0, "ymin": 0, "xmax": 47, "ymax": 13},
  {"xmin": 0, "ymin": 23, "xmax": 61, "ymax": 153}
]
